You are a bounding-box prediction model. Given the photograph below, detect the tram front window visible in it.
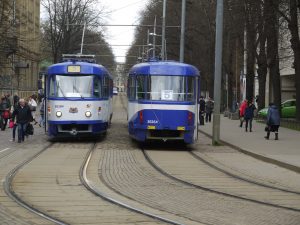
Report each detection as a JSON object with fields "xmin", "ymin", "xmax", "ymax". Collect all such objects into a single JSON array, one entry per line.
[
  {"xmin": 136, "ymin": 75, "xmax": 195, "ymax": 101},
  {"xmin": 50, "ymin": 75, "xmax": 100, "ymax": 98}
]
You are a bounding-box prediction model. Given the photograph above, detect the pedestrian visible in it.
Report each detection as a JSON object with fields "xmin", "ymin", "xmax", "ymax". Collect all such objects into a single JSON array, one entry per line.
[
  {"xmin": 205, "ymin": 97, "xmax": 214, "ymax": 123},
  {"xmin": 38, "ymin": 96, "xmax": 45, "ymax": 127},
  {"xmin": 0, "ymin": 95, "xmax": 12, "ymax": 130},
  {"xmin": 239, "ymin": 99, "xmax": 247, "ymax": 128},
  {"xmin": 13, "ymin": 93, "xmax": 20, "ymax": 109},
  {"xmin": 199, "ymin": 96, "xmax": 206, "ymax": 125},
  {"xmin": 12, "ymin": 99, "xmax": 32, "ymax": 143},
  {"xmin": 265, "ymin": 103, "xmax": 280, "ymax": 140},
  {"xmin": 244, "ymin": 100, "xmax": 256, "ymax": 132},
  {"xmin": 28, "ymin": 95, "xmax": 38, "ymax": 125}
]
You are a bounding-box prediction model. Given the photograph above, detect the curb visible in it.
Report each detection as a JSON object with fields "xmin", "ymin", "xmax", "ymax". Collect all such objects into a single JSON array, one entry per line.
[{"xmin": 198, "ymin": 129, "xmax": 300, "ymax": 174}]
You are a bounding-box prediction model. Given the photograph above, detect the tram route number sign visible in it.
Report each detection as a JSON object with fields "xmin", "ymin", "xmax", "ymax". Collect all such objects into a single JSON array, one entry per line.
[{"xmin": 161, "ymin": 90, "xmax": 173, "ymax": 100}]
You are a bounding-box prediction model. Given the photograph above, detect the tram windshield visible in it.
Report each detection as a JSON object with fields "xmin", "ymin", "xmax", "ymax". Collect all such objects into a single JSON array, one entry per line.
[
  {"xmin": 49, "ymin": 75, "xmax": 101, "ymax": 98},
  {"xmin": 135, "ymin": 75, "xmax": 195, "ymax": 101}
]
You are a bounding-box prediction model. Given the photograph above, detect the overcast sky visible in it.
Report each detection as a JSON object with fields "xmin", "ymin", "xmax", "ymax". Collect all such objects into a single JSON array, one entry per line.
[{"xmin": 101, "ymin": 0, "xmax": 148, "ymax": 63}]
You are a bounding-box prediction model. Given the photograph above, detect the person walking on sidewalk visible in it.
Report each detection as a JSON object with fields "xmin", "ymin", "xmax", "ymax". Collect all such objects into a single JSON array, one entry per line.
[
  {"xmin": 244, "ymin": 100, "xmax": 256, "ymax": 132},
  {"xmin": 205, "ymin": 97, "xmax": 214, "ymax": 123},
  {"xmin": 0, "ymin": 95, "xmax": 12, "ymax": 131},
  {"xmin": 12, "ymin": 99, "xmax": 32, "ymax": 143},
  {"xmin": 199, "ymin": 96, "xmax": 206, "ymax": 125},
  {"xmin": 239, "ymin": 99, "xmax": 247, "ymax": 128},
  {"xmin": 28, "ymin": 95, "xmax": 38, "ymax": 125},
  {"xmin": 265, "ymin": 103, "xmax": 280, "ymax": 140}
]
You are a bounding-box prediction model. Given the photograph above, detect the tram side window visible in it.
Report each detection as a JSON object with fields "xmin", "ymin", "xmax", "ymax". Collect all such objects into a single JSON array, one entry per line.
[
  {"xmin": 49, "ymin": 76, "xmax": 55, "ymax": 97},
  {"xmin": 103, "ymin": 76, "xmax": 109, "ymax": 98},
  {"xmin": 128, "ymin": 76, "xmax": 136, "ymax": 100},
  {"xmin": 136, "ymin": 76, "xmax": 146, "ymax": 100},
  {"xmin": 93, "ymin": 77, "xmax": 101, "ymax": 98},
  {"xmin": 186, "ymin": 77, "xmax": 195, "ymax": 101}
]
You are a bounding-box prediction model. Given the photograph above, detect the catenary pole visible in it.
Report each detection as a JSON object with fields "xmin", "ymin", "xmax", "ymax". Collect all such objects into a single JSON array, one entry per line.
[
  {"xmin": 161, "ymin": 0, "xmax": 167, "ymax": 60},
  {"xmin": 180, "ymin": 0, "xmax": 186, "ymax": 62},
  {"xmin": 212, "ymin": 0, "xmax": 224, "ymax": 145}
]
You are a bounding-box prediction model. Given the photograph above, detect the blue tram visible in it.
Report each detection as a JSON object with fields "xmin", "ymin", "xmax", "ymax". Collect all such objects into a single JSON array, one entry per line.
[
  {"xmin": 45, "ymin": 55, "xmax": 113, "ymax": 138},
  {"xmin": 127, "ymin": 60, "xmax": 200, "ymax": 144}
]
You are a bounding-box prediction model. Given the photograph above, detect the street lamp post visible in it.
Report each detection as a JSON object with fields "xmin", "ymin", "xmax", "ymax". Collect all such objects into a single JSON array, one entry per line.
[{"xmin": 212, "ymin": 0, "xmax": 224, "ymax": 145}]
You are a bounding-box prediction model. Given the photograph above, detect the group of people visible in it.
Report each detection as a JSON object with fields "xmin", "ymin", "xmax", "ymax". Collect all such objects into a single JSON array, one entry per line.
[
  {"xmin": 199, "ymin": 96, "xmax": 214, "ymax": 125},
  {"xmin": 239, "ymin": 99, "xmax": 280, "ymax": 140},
  {"xmin": 0, "ymin": 93, "xmax": 45, "ymax": 143}
]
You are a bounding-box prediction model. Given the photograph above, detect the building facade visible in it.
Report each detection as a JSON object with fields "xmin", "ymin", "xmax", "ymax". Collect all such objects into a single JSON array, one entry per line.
[{"xmin": 0, "ymin": 0, "xmax": 40, "ymax": 98}]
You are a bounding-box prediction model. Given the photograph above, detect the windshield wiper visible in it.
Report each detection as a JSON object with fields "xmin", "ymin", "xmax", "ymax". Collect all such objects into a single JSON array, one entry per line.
[
  {"xmin": 57, "ymin": 85, "xmax": 67, "ymax": 99},
  {"xmin": 73, "ymin": 84, "xmax": 84, "ymax": 99}
]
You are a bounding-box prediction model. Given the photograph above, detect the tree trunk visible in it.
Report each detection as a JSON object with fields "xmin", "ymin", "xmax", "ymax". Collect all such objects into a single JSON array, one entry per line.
[
  {"xmin": 265, "ymin": 0, "xmax": 281, "ymax": 111},
  {"xmin": 245, "ymin": 1, "xmax": 256, "ymax": 101},
  {"xmin": 256, "ymin": 0, "xmax": 268, "ymax": 110},
  {"xmin": 289, "ymin": 0, "xmax": 300, "ymax": 121}
]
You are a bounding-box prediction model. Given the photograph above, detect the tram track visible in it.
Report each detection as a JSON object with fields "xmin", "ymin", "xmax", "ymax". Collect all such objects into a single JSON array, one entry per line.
[
  {"xmin": 142, "ymin": 148, "xmax": 300, "ymax": 212},
  {"xmin": 189, "ymin": 150, "xmax": 300, "ymax": 194},
  {"xmin": 80, "ymin": 143, "xmax": 186, "ymax": 225},
  {"xmin": 4, "ymin": 139, "xmax": 171, "ymax": 225},
  {"xmin": 4, "ymin": 142, "xmax": 68, "ymax": 225}
]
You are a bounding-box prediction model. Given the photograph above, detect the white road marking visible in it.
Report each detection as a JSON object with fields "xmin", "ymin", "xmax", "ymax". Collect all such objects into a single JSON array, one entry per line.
[{"xmin": 0, "ymin": 148, "xmax": 10, "ymax": 153}]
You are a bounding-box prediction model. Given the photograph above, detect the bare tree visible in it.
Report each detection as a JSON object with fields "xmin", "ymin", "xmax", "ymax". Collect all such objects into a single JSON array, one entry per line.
[{"xmin": 41, "ymin": 0, "xmax": 105, "ymax": 62}]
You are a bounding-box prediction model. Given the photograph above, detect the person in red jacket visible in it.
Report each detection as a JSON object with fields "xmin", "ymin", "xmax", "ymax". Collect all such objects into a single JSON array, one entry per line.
[{"xmin": 239, "ymin": 99, "xmax": 247, "ymax": 128}]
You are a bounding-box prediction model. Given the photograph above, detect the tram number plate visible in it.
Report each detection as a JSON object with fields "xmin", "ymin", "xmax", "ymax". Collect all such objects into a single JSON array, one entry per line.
[
  {"xmin": 147, "ymin": 125, "xmax": 156, "ymax": 130},
  {"xmin": 161, "ymin": 90, "xmax": 173, "ymax": 100},
  {"xmin": 177, "ymin": 126, "xmax": 185, "ymax": 130}
]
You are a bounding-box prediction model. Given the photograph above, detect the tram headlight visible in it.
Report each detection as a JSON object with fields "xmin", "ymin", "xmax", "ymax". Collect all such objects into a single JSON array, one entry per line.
[
  {"xmin": 56, "ymin": 111, "xmax": 62, "ymax": 118},
  {"xmin": 85, "ymin": 111, "xmax": 92, "ymax": 118}
]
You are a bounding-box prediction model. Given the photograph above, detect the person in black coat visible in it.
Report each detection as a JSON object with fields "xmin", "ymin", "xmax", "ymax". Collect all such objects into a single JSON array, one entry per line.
[
  {"xmin": 244, "ymin": 100, "xmax": 256, "ymax": 132},
  {"xmin": 199, "ymin": 96, "xmax": 206, "ymax": 125},
  {"xmin": 265, "ymin": 103, "xmax": 280, "ymax": 140},
  {"xmin": 12, "ymin": 99, "xmax": 32, "ymax": 143}
]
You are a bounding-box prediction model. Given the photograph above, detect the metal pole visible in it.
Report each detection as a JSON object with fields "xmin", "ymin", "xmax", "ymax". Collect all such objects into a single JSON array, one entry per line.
[
  {"xmin": 180, "ymin": 0, "xmax": 186, "ymax": 62},
  {"xmin": 147, "ymin": 29, "xmax": 150, "ymax": 59},
  {"xmin": 212, "ymin": 0, "xmax": 224, "ymax": 145},
  {"xmin": 12, "ymin": 0, "xmax": 16, "ymax": 95},
  {"xmin": 153, "ymin": 16, "xmax": 157, "ymax": 58},
  {"xmin": 80, "ymin": 23, "xmax": 86, "ymax": 54},
  {"xmin": 162, "ymin": 0, "xmax": 167, "ymax": 60}
]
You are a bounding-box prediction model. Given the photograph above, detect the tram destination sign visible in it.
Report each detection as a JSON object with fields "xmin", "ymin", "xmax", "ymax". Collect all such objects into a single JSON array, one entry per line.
[{"xmin": 68, "ymin": 65, "xmax": 81, "ymax": 73}]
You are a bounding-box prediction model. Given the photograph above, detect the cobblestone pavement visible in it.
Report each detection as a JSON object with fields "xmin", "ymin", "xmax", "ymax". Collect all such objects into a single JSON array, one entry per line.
[
  {"xmin": 93, "ymin": 94, "xmax": 300, "ymax": 225},
  {"xmin": 0, "ymin": 125, "xmax": 54, "ymax": 224},
  {"xmin": 193, "ymin": 134, "xmax": 300, "ymax": 192},
  {"xmin": 199, "ymin": 115, "xmax": 300, "ymax": 171},
  {"xmin": 145, "ymin": 149, "xmax": 300, "ymax": 209},
  {"xmin": 11, "ymin": 141, "xmax": 166, "ymax": 225}
]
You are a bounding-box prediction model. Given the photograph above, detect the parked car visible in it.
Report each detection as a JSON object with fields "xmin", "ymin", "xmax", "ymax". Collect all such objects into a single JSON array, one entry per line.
[
  {"xmin": 257, "ymin": 99, "xmax": 296, "ymax": 118},
  {"xmin": 113, "ymin": 87, "xmax": 118, "ymax": 95}
]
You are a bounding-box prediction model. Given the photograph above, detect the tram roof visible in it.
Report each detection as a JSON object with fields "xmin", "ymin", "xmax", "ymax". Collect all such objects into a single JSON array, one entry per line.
[
  {"xmin": 129, "ymin": 61, "xmax": 200, "ymax": 76},
  {"xmin": 47, "ymin": 61, "xmax": 112, "ymax": 78}
]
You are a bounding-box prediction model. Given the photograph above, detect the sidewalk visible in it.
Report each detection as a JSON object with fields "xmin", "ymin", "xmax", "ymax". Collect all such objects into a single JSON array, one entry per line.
[{"xmin": 199, "ymin": 116, "xmax": 300, "ymax": 173}]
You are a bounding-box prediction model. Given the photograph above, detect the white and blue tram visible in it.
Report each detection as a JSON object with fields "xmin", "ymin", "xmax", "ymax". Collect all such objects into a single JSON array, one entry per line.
[
  {"xmin": 127, "ymin": 60, "xmax": 200, "ymax": 144},
  {"xmin": 45, "ymin": 55, "xmax": 113, "ymax": 138}
]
